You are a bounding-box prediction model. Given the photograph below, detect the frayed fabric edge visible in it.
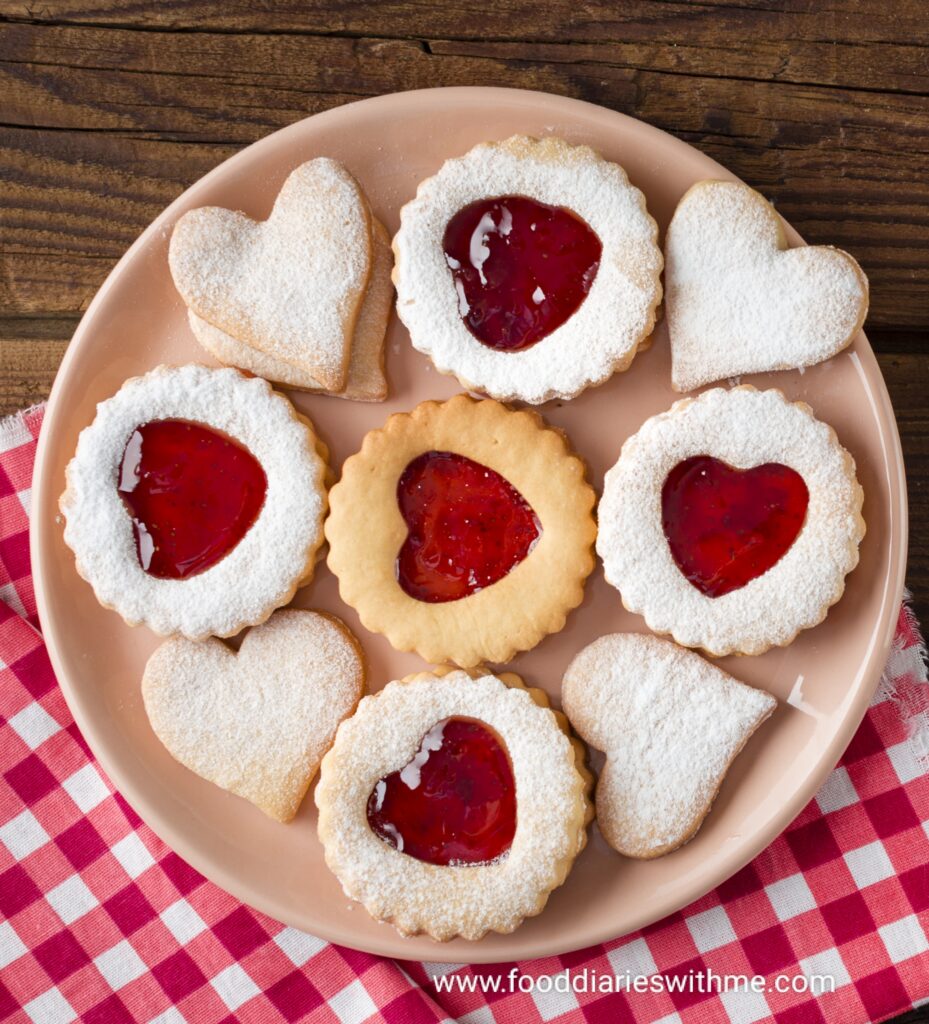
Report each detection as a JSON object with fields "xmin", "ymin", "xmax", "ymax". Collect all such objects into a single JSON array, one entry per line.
[{"xmin": 876, "ymin": 591, "xmax": 929, "ymax": 771}]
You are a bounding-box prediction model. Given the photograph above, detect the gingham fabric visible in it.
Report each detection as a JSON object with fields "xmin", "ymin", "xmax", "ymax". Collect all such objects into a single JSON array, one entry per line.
[{"xmin": 1, "ymin": 405, "xmax": 928, "ymax": 1024}]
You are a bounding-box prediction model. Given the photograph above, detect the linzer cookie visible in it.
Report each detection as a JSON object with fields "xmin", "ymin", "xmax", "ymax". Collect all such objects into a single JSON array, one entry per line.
[
  {"xmin": 143, "ymin": 610, "xmax": 365, "ymax": 823},
  {"xmin": 316, "ymin": 668, "xmax": 590, "ymax": 940},
  {"xmin": 325, "ymin": 395, "xmax": 597, "ymax": 666},
  {"xmin": 666, "ymin": 180, "xmax": 869, "ymax": 392},
  {"xmin": 188, "ymin": 219, "xmax": 392, "ymax": 402},
  {"xmin": 598, "ymin": 387, "xmax": 864, "ymax": 656},
  {"xmin": 60, "ymin": 365, "xmax": 329, "ymax": 640},
  {"xmin": 169, "ymin": 158, "xmax": 372, "ymax": 393},
  {"xmin": 393, "ymin": 135, "xmax": 663, "ymax": 404},
  {"xmin": 562, "ymin": 633, "xmax": 776, "ymax": 858}
]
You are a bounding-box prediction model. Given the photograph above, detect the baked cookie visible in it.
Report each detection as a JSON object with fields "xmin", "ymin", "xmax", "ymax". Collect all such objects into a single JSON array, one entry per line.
[
  {"xmin": 169, "ymin": 158, "xmax": 372, "ymax": 392},
  {"xmin": 316, "ymin": 668, "xmax": 590, "ymax": 940},
  {"xmin": 188, "ymin": 219, "xmax": 392, "ymax": 402},
  {"xmin": 562, "ymin": 633, "xmax": 776, "ymax": 858},
  {"xmin": 597, "ymin": 387, "xmax": 865, "ymax": 656},
  {"xmin": 60, "ymin": 365, "xmax": 329, "ymax": 640},
  {"xmin": 393, "ymin": 135, "xmax": 663, "ymax": 404},
  {"xmin": 143, "ymin": 610, "xmax": 364, "ymax": 823},
  {"xmin": 666, "ymin": 180, "xmax": 869, "ymax": 392},
  {"xmin": 419, "ymin": 664, "xmax": 594, "ymax": 824},
  {"xmin": 325, "ymin": 395, "xmax": 597, "ymax": 666}
]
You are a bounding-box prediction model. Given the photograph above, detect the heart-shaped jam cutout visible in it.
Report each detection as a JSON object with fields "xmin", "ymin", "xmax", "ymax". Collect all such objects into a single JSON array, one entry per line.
[
  {"xmin": 396, "ymin": 450, "xmax": 541, "ymax": 603},
  {"xmin": 662, "ymin": 456, "xmax": 809, "ymax": 598},
  {"xmin": 366, "ymin": 717, "xmax": 516, "ymax": 866},
  {"xmin": 118, "ymin": 419, "xmax": 267, "ymax": 580},
  {"xmin": 442, "ymin": 195, "xmax": 602, "ymax": 352}
]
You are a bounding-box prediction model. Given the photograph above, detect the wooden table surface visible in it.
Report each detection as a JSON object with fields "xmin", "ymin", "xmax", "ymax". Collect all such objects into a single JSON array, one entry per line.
[{"xmin": 1, "ymin": 3, "xmax": 927, "ymax": 1014}]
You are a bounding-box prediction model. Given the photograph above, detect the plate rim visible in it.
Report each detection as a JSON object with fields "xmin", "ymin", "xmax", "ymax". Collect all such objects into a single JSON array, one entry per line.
[{"xmin": 30, "ymin": 85, "xmax": 909, "ymax": 963}]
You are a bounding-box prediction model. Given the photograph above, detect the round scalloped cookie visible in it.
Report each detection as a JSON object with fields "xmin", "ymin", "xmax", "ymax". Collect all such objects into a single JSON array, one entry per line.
[
  {"xmin": 597, "ymin": 387, "xmax": 865, "ymax": 656},
  {"xmin": 316, "ymin": 668, "xmax": 590, "ymax": 940},
  {"xmin": 60, "ymin": 364, "xmax": 329, "ymax": 640},
  {"xmin": 325, "ymin": 394, "xmax": 597, "ymax": 667},
  {"xmin": 393, "ymin": 135, "xmax": 663, "ymax": 404}
]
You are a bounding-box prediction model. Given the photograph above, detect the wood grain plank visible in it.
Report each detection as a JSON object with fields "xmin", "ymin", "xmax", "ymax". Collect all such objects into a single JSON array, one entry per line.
[
  {"xmin": 0, "ymin": 23, "xmax": 375, "ymax": 140},
  {"xmin": 1, "ymin": 125, "xmax": 236, "ymax": 313},
  {"xmin": 881, "ymin": 351, "xmax": 929, "ymax": 629},
  {"xmin": 1, "ymin": 0, "xmax": 927, "ymax": 95},
  {"xmin": 895, "ymin": 1008, "xmax": 929, "ymax": 1024},
  {"xmin": 0, "ymin": 322, "xmax": 69, "ymax": 413}
]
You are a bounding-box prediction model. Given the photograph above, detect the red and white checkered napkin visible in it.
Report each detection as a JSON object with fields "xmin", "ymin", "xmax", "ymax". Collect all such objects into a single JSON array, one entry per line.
[{"xmin": 2, "ymin": 405, "xmax": 928, "ymax": 1024}]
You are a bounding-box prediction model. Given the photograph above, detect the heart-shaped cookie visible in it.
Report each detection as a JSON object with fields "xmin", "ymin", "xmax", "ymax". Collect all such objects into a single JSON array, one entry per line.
[
  {"xmin": 665, "ymin": 180, "xmax": 868, "ymax": 392},
  {"xmin": 169, "ymin": 158, "xmax": 372, "ymax": 392},
  {"xmin": 142, "ymin": 609, "xmax": 364, "ymax": 822},
  {"xmin": 187, "ymin": 219, "xmax": 392, "ymax": 402},
  {"xmin": 562, "ymin": 633, "xmax": 776, "ymax": 858}
]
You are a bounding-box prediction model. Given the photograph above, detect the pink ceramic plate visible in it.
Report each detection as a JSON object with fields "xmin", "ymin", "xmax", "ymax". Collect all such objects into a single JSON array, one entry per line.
[{"xmin": 31, "ymin": 88, "xmax": 907, "ymax": 962}]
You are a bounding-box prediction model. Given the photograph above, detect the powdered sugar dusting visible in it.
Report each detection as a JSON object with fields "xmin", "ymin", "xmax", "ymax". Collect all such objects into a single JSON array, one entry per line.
[
  {"xmin": 142, "ymin": 610, "xmax": 364, "ymax": 822},
  {"xmin": 187, "ymin": 220, "xmax": 392, "ymax": 402},
  {"xmin": 169, "ymin": 159, "xmax": 371, "ymax": 391},
  {"xmin": 562, "ymin": 633, "xmax": 776, "ymax": 857},
  {"xmin": 60, "ymin": 365, "xmax": 328, "ymax": 640},
  {"xmin": 393, "ymin": 136, "xmax": 663, "ymax": 404},
  {"xmin": 597, "ymin": 387, "xmax": 865, "ymax": 656},
  {"xmin": 666, "ymin": 181, "xmax": 868, "ymax": 392},
  {"xmin": 315, "ymin": 670, "xmax": 588, "ymax": 941}
]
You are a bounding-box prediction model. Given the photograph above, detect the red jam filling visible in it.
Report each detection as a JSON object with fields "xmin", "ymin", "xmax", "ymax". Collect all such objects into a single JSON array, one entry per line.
[
  {"xmin": 396, "ymin": 450, "xmax": 541, "ymax": 604},
  {"xmin": 367, "ymin": 717, "xmax": 516, "ymax": 866},
  {"xmin": 117, "ymin": 419, "xmax": 267, "ymax": 580},
  {"xmin": 661, "ymin": 456, "xmax": 809, "ymax": 598},
  {"xmin": 442, "ymin": 195, "xmax": 602, "ymax": 352}
]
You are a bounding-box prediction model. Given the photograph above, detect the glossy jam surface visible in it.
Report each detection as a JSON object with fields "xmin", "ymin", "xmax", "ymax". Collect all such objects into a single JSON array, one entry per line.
[
  {"xmin": 442, "ymin": 195, "xmax": 602, "ymax": 352},
  {"xmin": 662, "ymin": 456, "xmax": 809, "ymax": 598},
  {"xmin": 396, "ymin": 450, "xmax": 541, "ymax": 604},
  {"xmin": 367, "ymin": 717, "xmax": 516, "ymax": 866},
  {"xmin": 117, "ymin": 419, "xmax": 267, "ymax": 580}
]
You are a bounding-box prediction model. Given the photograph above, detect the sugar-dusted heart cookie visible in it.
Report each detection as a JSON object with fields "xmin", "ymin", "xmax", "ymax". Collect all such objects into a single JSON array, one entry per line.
[
  {"xmin": 665, "ymin": 180, "xmax": 869, "ymax": 392},
  {"xmin": 188, "ymin": 219, "xmax": 392, "ymax": 402},
  {"xmin": 169, "ymin": 158, "xmax": 372, "ymax": 392},
  {"xmin": 142, "ymin": 610, "xmax": 365, "ymax": 822},
  {"xmin": 562, "ymin": 633, "xmax": 776, "ymax": 858}
]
